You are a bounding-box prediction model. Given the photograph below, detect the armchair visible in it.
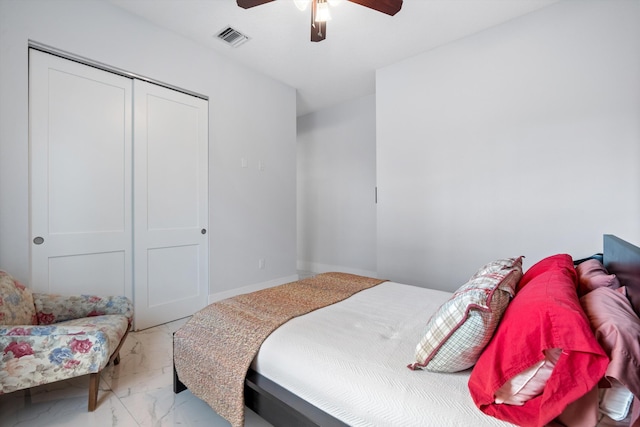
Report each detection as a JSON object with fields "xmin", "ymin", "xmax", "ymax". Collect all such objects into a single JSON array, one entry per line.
[{"xmin": 0, "ymin": 270, "xmax": 132, "ymax": 411}]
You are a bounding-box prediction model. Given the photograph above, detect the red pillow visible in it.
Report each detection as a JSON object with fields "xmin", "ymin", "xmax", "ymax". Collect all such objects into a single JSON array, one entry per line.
[
  {"xmin": 468, "ymin": 254, "xmax": 608, "ymax": 427},
  {"xmin": 515, "ymin": 253, "xmax": 569, "ymax": 292}
]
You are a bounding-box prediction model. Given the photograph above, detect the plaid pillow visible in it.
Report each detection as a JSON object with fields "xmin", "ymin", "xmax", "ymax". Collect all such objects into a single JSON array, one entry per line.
[{"xmin": 408, "ymin": 257, "xmax": 523, "ymax": 372}]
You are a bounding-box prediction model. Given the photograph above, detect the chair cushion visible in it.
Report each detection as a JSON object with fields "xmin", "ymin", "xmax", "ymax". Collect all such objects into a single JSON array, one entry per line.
[
  {"xmin": 33, "ymin": 294, "xmax": 133, "ymax": 325},
  {"xmin": 53, "ymin": 314, "xmax": 130, "ymax": 363},
  {"xmin": 0, "ymin": 314, "xmax": 129, "ymax": 393},
  {"xmin": 0, "ymin": 271, "xmax": 36, "ymax": 326}
]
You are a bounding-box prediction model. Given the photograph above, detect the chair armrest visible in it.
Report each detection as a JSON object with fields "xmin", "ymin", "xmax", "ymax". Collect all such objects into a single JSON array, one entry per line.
[
  {"xmin": 32, "ymin": 294, "xmax": 133, "ymax": 325},
  {"xmin": 0, "ymin": 325, "xmax": 112, "ymax": 393}
]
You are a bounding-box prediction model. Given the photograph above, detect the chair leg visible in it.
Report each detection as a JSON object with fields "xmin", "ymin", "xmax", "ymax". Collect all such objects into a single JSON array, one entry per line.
[
  {"xmin": 87, "ymin": 329, "xmax": 129, "ymax": 411},
  {"xmin": 109, "ymin": 329, "xmax": 129, "ymax": 367},
  {"xmin": 88, "ymin": 372, "xmax": 99, "ymax": 412}
]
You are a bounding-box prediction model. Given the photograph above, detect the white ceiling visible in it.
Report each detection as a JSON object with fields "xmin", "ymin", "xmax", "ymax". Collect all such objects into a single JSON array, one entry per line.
[{"xmin": 107, "ymin": 0, "xmax": 560, "ymax": 116}]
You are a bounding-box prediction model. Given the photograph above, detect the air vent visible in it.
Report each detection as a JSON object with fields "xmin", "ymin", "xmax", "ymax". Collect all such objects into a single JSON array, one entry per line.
[{"xmin": 216, "ymin": 26, "xmax": 250, "ymax": 48}]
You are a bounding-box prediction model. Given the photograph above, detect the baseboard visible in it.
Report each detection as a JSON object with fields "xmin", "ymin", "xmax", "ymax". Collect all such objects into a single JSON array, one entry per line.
[
  {"xmin": 208, "ymin": 274, "xmax": 299, "ymax": 304},
  {"xmin": 296, "ymin": 261, "xmax": 377, "ymax": 279}
]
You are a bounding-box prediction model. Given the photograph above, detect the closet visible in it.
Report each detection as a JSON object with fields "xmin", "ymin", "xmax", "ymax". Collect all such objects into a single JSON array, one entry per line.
[{"xmin": 29, "ymin": 49, "xmax": 209, "ymax": 330}]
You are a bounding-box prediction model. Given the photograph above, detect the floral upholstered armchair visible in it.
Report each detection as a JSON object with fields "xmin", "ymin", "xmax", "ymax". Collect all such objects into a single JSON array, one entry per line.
[{"xmin": 0, "ymin": 270, "xmax": 133, "ymax": 411}]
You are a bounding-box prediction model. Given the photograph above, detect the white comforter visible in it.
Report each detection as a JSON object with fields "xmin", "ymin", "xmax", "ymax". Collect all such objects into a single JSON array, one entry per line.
[{"xmin": 252, "ymin": 282, "xmax": 517, "ymax": 427}]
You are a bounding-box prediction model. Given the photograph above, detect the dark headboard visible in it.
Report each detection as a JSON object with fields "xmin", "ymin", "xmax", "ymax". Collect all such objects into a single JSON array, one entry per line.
[{"xmin": 603, "ymin": 234, "xmax": 640, "ymax": 316}]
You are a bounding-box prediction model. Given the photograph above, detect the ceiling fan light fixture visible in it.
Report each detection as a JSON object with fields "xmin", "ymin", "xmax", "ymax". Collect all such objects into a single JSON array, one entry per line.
[
  {"xmin": 315, "ymin": 1, "xmax": 332, "ymax": 22},
  {"xmin": 236, "ymin": 0, "xmax": 403, "ymax": 42},
  {"xmin": 294, "ymin": 0, "xmax": 310, "ymax": 11}
]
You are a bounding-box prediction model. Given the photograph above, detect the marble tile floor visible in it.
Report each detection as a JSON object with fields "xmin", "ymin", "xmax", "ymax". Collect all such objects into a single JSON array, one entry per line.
[{"xmin": 0, "ymin": 318, "xmax": 273, "ymax": 427}]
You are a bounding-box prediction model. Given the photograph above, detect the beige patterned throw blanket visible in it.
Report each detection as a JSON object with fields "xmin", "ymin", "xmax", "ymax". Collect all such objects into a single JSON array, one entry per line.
[{"xmin": 173, "ymin": 272, "xmax": 386, "ymax": 427}]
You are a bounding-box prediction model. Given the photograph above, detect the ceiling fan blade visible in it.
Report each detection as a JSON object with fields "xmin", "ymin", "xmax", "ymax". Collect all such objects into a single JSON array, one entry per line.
[
  {"xmin": 347, "ymin": 0, "xmax": 403, "ymax": 16},
  {"xmin": 237, "ymin": 0, "xmax": 275, "ymax": 9}
]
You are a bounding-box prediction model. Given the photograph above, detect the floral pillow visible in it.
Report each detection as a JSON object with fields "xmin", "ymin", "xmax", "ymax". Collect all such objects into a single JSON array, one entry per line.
[{"xmin": 0, "ymin": 271, "xmax": 36, "ymax": 326}]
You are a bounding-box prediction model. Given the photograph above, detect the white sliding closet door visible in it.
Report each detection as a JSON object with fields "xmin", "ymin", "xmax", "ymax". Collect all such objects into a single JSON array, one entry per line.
[
  {"xmin": 29, "ymin": 49, "xmax": 133, "ymax": 298},
  {"xmin": 30, "ymin": 50, "xmax": 209, "ymax": 330},
  {"xmin": 133, "ymin": 81, "xmax": 209, "ymax": 330}
]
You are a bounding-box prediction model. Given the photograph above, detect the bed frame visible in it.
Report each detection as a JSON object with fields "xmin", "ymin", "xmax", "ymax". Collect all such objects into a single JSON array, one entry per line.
[
  {"xmin": 173, "ymin": 234, "xmax": 640, "ymax": 427},
  {"xmin": 604, "ymin": 234, "xmax": 640, "ymax": 315}
]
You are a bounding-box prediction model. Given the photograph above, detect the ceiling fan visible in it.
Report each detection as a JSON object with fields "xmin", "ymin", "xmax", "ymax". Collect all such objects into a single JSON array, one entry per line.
[{"xmin": 237, "ymin": 0, "xmax": 403, "ymax": 42}]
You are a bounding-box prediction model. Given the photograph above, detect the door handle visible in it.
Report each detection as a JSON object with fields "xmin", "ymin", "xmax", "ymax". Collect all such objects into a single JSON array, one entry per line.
[
  {"xmin": 33, "ymin": 236, "xmax": 44, "ymax": 245},
  {"xmin": 201, "ymin": 229, "xmax": 207, "ymax": 235}
]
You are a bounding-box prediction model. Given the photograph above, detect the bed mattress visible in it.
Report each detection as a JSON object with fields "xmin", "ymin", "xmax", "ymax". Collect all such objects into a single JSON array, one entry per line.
[{"xmin": 252, "ymin": 281, "xmax": 517, "ymax": 427}]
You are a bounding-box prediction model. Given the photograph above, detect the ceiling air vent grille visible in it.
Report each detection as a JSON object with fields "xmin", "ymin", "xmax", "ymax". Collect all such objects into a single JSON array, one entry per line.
[{"xmin": 216, "ymin": 26, "xmax": 250, "ymax": 48}]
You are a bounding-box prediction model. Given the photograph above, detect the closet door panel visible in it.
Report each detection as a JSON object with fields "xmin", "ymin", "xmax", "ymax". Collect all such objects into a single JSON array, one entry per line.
[
  {"xmin": 29, "ymin": 50, "xmax": 133, "ymax": 297},
  {"xmin": 48, "ymin": 252, "xmax": 126, "ymax": 296},
  {"xmin": 145, "ymin": 94, "xmax": 201, "ymax": 230},
  {"xmin": 146, "ymin": 245, "xmax": 200, "ymax": 306},
  {"xmin": 134, "ymin": 80, "xmax": 209, "ymax": 330},
  {"xmin": 47, "ymin": 69, "xmax": 128, "ymax": 234}
]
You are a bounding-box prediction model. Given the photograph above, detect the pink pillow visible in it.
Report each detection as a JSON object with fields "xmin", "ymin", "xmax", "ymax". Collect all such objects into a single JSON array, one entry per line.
[
  {"xmin": 575, "ymin": 259, "xmax": 620, "ymax": 296},
  {"xmin": 468, "ymin": 254, "xmax": 609, "ymax": 427},
  {"xmin": 580, "ymin": 287, "xmax": 640, "ymax": 404}
]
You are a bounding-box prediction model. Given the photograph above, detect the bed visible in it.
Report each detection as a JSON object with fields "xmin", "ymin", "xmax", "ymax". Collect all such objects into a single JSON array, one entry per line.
[{"xmin": 173, "ymin": 234, "xmax": 640, "ymax": 427}]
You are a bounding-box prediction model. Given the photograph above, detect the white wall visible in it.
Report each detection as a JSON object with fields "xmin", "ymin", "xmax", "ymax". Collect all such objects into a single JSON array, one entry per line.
[
  {"xmin": 297, "ymin": 95, "xmax": 377, "ymax": 277},
  {"xmin": 376, "ymin": 0, "xmax": 640, "ymax": 290},
  {"xmin": 0, "ymin": 0, "xmax": 297, "ymax": 296}
]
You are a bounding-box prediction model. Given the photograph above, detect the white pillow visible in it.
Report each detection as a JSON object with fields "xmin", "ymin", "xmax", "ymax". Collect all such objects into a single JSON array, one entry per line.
[
  {"xmin": 599, "ymin": 380, "xmax": 634, "ymax": 421},
  {"xmin": 494, "ymin": 348, "xmax": 562, "ymax": 405}
]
